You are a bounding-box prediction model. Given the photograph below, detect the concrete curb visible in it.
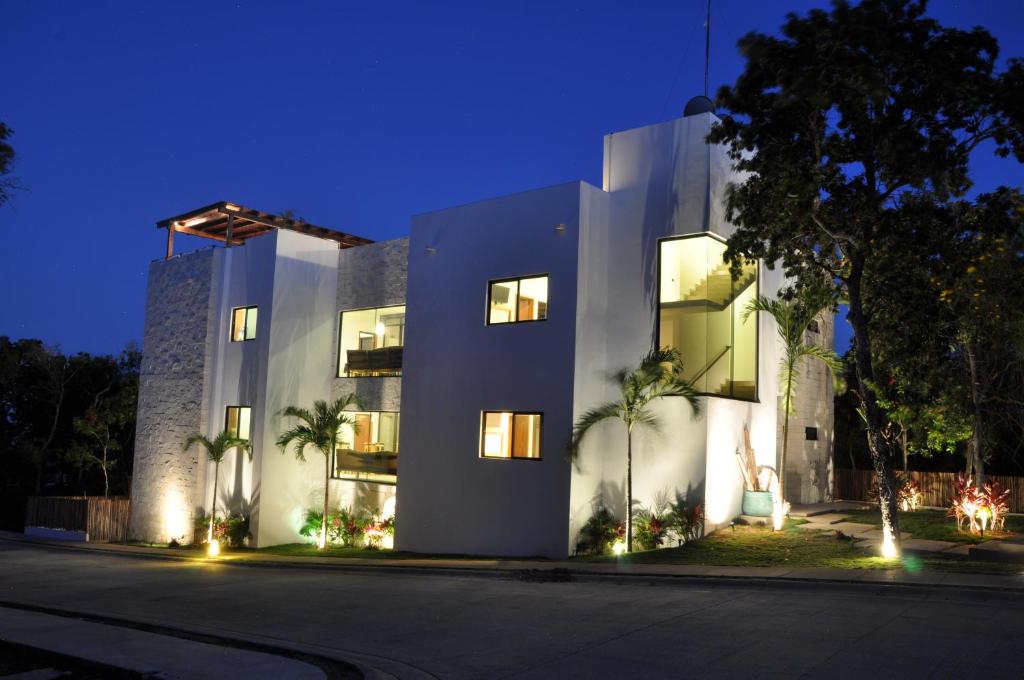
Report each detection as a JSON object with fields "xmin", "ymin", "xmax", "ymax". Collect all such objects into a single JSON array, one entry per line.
[{"xmin": 3, "ymin": 530, "xmax": 1024, "ymax": 595}]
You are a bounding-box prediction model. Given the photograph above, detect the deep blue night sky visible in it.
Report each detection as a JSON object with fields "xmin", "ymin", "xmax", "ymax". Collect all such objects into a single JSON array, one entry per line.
[{"xmin": 2, "ymin": 1, "xmax": 1022, "ymax": 356}]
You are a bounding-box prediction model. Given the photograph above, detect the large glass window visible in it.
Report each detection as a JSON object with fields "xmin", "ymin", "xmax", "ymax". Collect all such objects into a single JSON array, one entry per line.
[
  {"xmin": 333, "ymin": 411, "xmax": 400, "ymax": 484},
  {"xmin": 230, "ymin": 306, "xmax": 258, "ymax": 342},
  {"xmin": 480, "ymin": 411, "xmax": 542, "ymax": 460},
  {"xmin": 488, "ymin": 276, "xmax": 548, "ymax": 324},
  {"xmin": 338, "ymin": 305, "xmax": 405, "ymax": 377},
  {"xmin": 659, "ymin": 234, "xmax": 758, "ymax": 400},
  {"xmin": 225, "ymin": 406, "xmax": 251, "ymax": 440}
]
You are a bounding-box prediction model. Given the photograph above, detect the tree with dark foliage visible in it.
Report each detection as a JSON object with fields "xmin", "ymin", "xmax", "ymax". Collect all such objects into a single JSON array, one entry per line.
[{"xmin": 709, "ymin": 0, "xmax": 1024, "ymax": 552}]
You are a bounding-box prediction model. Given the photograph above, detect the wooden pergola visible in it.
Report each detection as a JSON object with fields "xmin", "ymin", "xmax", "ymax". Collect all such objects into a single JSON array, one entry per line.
[{"xmin": 157, "ymin": 201, "xmax": 373, "ymax": 259}]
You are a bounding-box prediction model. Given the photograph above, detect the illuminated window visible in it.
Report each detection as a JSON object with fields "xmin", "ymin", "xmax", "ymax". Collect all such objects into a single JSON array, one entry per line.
[
  {"xmin": 658, "ymin": 234, "xmax": 758, "ymax": 400},
  {"xmin": 488, "ymin": 275, "xmax": 548, "ymax": 324},
  {"xmin": 338, "ymin": 305, "xmax": 405, "ymax": 377},
  {"xmin": 225, "ymin": 406, "xmax": 251, "ymax": 440},
  {"xmin": 230, "ymin": 306, "xmax": 258, "ymax": 342},
  {"xmin": 480, "ymin": 411, "xmax": 542, "ymax": 460},
  {"xmin": 333, "ymin": 411, "xmax": 400, "ymax": 484}
]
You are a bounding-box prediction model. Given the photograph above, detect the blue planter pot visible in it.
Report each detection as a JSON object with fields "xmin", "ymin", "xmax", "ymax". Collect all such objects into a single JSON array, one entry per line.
[{"xmin": 742, "ymin": 490, "xmax": 775, "ymax": 517}]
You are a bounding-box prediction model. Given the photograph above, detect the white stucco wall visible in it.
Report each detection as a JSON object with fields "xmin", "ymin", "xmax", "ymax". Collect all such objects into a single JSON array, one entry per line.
[
  {"xmin": 397, "ymin": 182, "xmax": 583, "ymax": 558},
  {"xmin": 569, "ymin": 112, "xmax": 783, "ymax": 549}
]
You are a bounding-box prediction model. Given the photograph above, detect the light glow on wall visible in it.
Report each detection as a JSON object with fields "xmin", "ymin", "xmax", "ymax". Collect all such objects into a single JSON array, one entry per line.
[{"xmin": 161, "ymin": 490, "xmax": 190, "ymax": 543}]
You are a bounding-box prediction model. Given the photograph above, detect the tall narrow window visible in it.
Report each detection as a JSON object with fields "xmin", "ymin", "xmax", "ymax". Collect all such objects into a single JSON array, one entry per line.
[
  {"xmin": 480, "ymin": 411, "xmax": 542, "ymax": 460},
  {"xmin": 230, "ymin": 306, "xmax": 258, "ymax": 342},
  {"xmin": 658, "ymin": 234, "xmax": 758, "ymax": 400},
  {"xmin": 225, "ymin": 406, "xmax": 251, "ymax": 440},
  {"xmin": 338, "ymin": 305, "xmax": 405, "ymax": 377},
  {"xmin": 333, "ymin": 411, "xmax": 400, "ymax": 484},
  {"xmin": 488, "ymin": 275, "xmax": 548, "ymax": 324}
]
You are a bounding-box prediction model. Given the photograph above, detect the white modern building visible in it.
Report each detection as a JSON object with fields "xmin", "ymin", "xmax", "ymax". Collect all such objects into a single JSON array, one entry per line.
[{"xmin": 129, "ymin": 98, "xmax": 834, "ymax": 558}]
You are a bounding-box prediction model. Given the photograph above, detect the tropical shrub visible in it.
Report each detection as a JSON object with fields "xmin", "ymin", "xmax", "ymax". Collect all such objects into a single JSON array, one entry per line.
[
  {"xmin": 576, "ymin": 506, "xmax": 620, "ymax": 556},
  {"xmin": 193, "ymin": 513, "xmax": 250, "ymax": 547},
  {"xmin": 667, "ymin": 496, "xmax": 704, "ymax": 544},
  {"xmin": 868, "ymin": 472, "xmax": 923, "ymax": 512},
  {"xmin": 301, "ymin": 507, "xmax": 393, "ymax": 548},
  {"xmin": 948, "ymin": 476, "xmax": 1010, "ymax": 534},
  {"xmin": 632, "ymin": 507, "xmax": 669, "ymax": 551}
]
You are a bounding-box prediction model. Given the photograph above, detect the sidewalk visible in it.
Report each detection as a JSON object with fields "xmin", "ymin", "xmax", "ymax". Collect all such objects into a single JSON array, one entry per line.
[{"xmin": 4, "ymin": 530, "xmax": 1024, "ymax": 593}]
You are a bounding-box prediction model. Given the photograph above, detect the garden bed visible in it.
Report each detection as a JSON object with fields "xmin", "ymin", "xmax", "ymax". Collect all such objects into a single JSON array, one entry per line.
[{"xmin": 576, "ymin": 518, "xmax": 1024, "ymax": 574}]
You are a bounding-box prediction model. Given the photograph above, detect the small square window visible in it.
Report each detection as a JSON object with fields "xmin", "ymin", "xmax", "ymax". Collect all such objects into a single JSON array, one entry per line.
[
  {"xmin": 231, "ymin": 306, "xmax": 258, "ymax": 342},
  {"xmin": 488, "ymin": 276, "xmax": 548, "ymax": 324},
  {"xmin": 805, "ymin": 427, "xmax": 818, "ymax": 441},
  {"xmin": 480, "ymin": 411, "xmax": 542, "ymax": 459},
  {"xmin": 225, "ymin": 406, "xmax": 252, "ymax": 440},
  {"xmin": 807, "ymin": 320, "xmax": 820, "ymax": 334}
]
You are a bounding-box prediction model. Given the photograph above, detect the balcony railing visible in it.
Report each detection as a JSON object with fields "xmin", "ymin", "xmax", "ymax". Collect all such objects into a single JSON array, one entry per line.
[{"xmin": 345, "ymin": 347, "xmax": 403, "ymax": 377}]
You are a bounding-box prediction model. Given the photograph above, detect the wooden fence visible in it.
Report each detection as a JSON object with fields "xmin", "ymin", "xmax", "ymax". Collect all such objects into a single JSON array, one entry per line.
[
  {"xmin": 834, "ymin": 469, "xmax": 1024, "ymax": 513},
  {"xmin": 25, "ymin": 496, "xmax": 131, "ymax": 542}
]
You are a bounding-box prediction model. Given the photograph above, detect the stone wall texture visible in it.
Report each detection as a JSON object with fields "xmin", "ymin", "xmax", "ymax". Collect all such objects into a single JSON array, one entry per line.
[
  {"xmin": 780, "ymin": 312, "xmax": 836, "ymax": 503},
  {"xmin": 332, "ymin": 238, "xmax": 408, "ymax": 412},
  {"xmin": 128, "ymin": 249, "xmax": 219, "ymax": 543}
]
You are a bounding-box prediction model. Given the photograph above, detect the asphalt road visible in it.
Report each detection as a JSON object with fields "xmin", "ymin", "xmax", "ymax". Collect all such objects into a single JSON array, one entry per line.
[{"xmin": 1, "ymin": 540, "xmax": 1022, "ymax": 679}]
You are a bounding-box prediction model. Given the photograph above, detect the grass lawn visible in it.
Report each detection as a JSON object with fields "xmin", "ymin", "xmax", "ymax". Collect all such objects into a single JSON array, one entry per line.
[
  {"xmin": 576, "ymin": 519, "xmax": 1024, "ymax": 575},
  {"xmin": 838, "ymin": 508, "xmax": 1024, "ymax": 544}
]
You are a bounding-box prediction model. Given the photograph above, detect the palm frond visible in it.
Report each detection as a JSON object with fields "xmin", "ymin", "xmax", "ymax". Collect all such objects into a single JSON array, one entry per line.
[{"xmin": 569, "ymin": 402, "xmax": 621, "ymax": 458}]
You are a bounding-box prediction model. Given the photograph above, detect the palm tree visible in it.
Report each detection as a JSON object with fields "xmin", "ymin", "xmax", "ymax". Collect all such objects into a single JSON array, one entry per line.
[
  {"xmin": 184, "ymin": 431, "xmax": 252, "ymax": 543},
  {"xmin": 570, "ymin": 348, "xmax": 701, "ymax": 552},
  {"xmin": 276, "ymin": 394, "xmax": 363, "ymax": 549},
  {"xmin": 744, "ymin": 294, "xmax": 841, "ymax": 511}
]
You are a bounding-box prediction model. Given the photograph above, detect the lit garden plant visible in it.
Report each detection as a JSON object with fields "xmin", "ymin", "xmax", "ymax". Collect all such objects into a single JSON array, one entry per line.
[
  {"xmin": 183, "ymin": 430, "xmax": 251, "ymax": 553},
  {"xmin": 278, "ymin": 394, "xmax": 364, "ymax": 549}
]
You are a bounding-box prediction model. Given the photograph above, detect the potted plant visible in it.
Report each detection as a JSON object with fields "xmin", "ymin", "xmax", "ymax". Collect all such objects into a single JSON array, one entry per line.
[{"xmin": 736, "ymin": 426, "xmax": 774, "ymax": 516}]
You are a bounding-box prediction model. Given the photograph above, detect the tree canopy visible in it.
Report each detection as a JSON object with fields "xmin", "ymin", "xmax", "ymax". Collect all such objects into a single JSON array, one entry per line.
[{"xmin": 709, "ymin": 0, "xmax": 1024, "ymax": 550}]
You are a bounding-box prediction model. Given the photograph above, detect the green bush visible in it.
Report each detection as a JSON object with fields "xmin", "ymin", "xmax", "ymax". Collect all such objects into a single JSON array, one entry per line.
[{"xmin": 576, "ymin": 506, "xmax": 622, "ymax": 555}]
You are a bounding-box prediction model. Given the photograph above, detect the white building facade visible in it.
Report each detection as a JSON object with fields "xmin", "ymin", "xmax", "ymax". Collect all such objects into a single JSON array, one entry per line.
[{"xmin": 129, "ymin": 103, "xmax": 834, "ymax": 557}]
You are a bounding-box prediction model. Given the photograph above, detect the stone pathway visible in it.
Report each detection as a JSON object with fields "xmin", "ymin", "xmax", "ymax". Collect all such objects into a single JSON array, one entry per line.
[{"xmin": 789, "ymin": 503, "xmax": 968, "ymax": 559}]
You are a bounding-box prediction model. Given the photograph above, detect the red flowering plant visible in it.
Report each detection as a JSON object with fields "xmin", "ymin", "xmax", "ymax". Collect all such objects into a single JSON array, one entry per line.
[
  {"xmin": 948, "ymin": 476, "xmax": 1008, "ymax": 535},
  {"xmin": 632, "ymin": 506, "xmax": 669, "ymax": 551}
]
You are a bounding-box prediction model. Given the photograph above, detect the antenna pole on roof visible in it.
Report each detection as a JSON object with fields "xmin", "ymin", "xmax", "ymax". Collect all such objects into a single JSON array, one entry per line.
[{"xmin": 704, "ymin": 0, "xmax": 711, "ymax": 98}]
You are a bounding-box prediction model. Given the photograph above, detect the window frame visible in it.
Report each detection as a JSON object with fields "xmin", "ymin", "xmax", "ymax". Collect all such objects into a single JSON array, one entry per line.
[
  {"xmin": 224, "ymin": 405, "xmax": 252, "ymax": 441},
  {"xmin": 330, "ymin": 410, "xmax": 400, "ymax": 486},
  {"xmin": 230, "ymin": 306, "xmax": 258, "ymax": 342},
  {"xmin": 655, "ymin": 232, "xmax": 760, "ymax": 403},
  {"xmin": 479, "ymin": 410, "xmax": 544, "ymax": 461},
  {"xmin": 485, "ymin": 274, "xmax": 550, "ymax": 326},
  {"xmin": 336, "ymin": 303, "xmax": 407, "ymax": 378}
]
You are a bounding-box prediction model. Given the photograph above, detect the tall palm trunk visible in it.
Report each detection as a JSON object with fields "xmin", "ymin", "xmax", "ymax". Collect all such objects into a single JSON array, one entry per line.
[
  {"xmin": 780, "ymin": 365, "xmax": 794, "ymax": 506},
  {"xmin": 208, "ymin": 460, "xmax": 220, "ymax": 543},
  {"xmin": 626, "ymin": 428, "xmax": 633, "ymax": 552},
  {"xmin": 320, "ymin": 434, "xmax": 335, "ymax": 549}
]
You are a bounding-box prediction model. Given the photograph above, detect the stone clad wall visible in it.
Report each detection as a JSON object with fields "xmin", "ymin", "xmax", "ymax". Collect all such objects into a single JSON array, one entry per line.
[
  {"xmin": 780, "ymin": 312, "xmax": 837, "ymax": 504},
  {"xmin": 128, "ymin": 248, "xmax": 220, "ymax": 543},
  {"xmin": 332, "ymin": 237, "xmax": 408, "ymax": 412}
]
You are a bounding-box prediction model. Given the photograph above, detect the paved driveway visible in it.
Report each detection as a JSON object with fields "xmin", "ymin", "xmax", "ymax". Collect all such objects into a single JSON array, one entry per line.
[{"xmin": 1, "ymin": 541, "xmax": 1022, "ymax": 678}]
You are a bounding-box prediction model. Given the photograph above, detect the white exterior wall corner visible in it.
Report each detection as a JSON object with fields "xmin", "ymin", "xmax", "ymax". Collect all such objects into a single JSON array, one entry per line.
[
  {"xmin": 329, "ymin": 237, "xmax": 409, "ymax": 515},
  {"xmin": 200, "ymin": 234, "xmax": 279, "ymax": 541},
  {"xmin": 128, "ymin": 248, "xmax": 221, "ymax": 544},
  {"xmin": 396, "ymin": 181, "xmax": 585, "ymax": 558},
  {"xmin": 569, "ymin": 112, "xmax": 784, "ymax": 550},
  {"xmin": 249, "ymin": 230, "xmax": 343, "ymax": 547}
]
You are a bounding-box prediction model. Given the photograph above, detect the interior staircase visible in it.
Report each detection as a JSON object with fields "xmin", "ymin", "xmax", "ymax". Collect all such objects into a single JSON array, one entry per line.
[
  {"xmin": 666, "ymin": 264, "xmax": 756, "ymax": 311},
  {"xmin": 717, "ymin": 379, "xmax": 756, "ymax": 400}
]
